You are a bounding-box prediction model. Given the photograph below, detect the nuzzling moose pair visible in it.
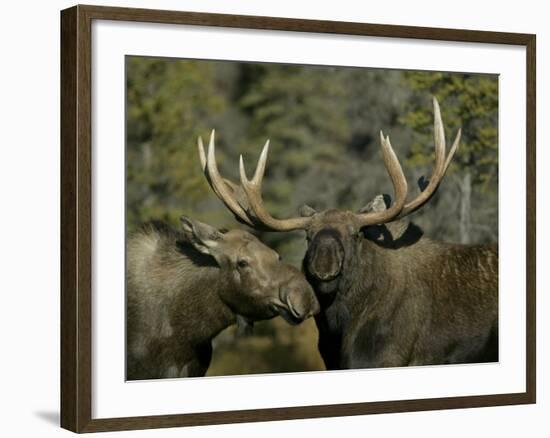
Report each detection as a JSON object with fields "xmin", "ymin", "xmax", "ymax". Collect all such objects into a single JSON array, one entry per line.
[{"xmin": 127, "ymin": 98, "xmax": 498, "ymax": 380}]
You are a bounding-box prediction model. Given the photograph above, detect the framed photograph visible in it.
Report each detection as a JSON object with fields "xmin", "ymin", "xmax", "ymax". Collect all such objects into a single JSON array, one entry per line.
[{"xmin": 60, "ymin": 4, "xmax": 536, "ymax": 433}]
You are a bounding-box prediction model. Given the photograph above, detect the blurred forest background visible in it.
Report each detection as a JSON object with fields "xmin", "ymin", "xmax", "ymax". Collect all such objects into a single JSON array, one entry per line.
[{"xmin": 126, "ymin": 56, "xmax": 498, "ymax": 377}]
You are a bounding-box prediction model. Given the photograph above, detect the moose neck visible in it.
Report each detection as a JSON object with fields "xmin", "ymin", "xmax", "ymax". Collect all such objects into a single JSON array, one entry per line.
[
  {"xmin": 313, "ymin": 230, "xmax": 435, "ymax": 369},
  {"xmin": 329, "ymin": 237, "xmax": 411, "ymax": 316},
  {"xmin": 171, "ymin": 262, "xmax": 237, "ymax": 346},
  {"xmin": 332, "ymin": 238, "xmax": 374, "ymax": 300}
]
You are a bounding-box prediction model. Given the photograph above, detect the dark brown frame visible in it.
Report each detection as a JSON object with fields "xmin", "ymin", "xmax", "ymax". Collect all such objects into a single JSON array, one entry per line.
[{"xmin": 61, "ymin": 4, "xmax": 536, "ymax": 433}]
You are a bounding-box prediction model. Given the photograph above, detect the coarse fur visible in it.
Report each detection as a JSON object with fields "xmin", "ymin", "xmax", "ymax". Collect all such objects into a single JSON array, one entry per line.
[
  {"xmin": 127, "ymin": 219, "xmax": 318, "ymax": 380},
  {"xmin": 196, "ymin": 107, "xmax": 497, "ymax": 371},
  {"xmin": 303, "ymin": 203, "xmax": 498, "ymax": 370}
]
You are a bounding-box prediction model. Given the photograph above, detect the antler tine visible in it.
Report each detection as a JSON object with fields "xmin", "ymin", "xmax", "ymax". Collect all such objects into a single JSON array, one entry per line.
[
  {"xmin": 198, "ymin": 134, "xmax": 223, "ymax": 202},
  {"xmin": 432, "ymin": 96, "xmax": 446, "ymax": 174},
  {"xmin": 253, "ymin": 140, "xmax": 269, "ymax": 185},
  {"xmin": 444, "ymin": 127, "xmax": 461, "ymax": 174},
  {"xmin": 239, "ymin": 155, "xmax": 250, "ymax": 184},
  {"xmin": 397, "ymin": 97, "xmax": 460, "ymax": 218},
  {"xmin": 239, "ymin": 142, "xmax": 312, "ymax": 232},
  {"xmin": 197, "ymin": 136, "xmax": 207, "ymax": 172},
  {"xmin": 239, "ymin": 141, "xmax": 269, "ymax": 186},
  {"xmin": 355, "ymin": 132, "xmax": 408, "ymax": 227},
  {"xmin": 202, "ymin": 130, "xmax": 255, "ymax": 227}
]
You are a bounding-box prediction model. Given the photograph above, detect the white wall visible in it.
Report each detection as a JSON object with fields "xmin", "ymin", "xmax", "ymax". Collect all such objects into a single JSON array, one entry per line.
[{"xmin": 0, "ymin": 1, "xmax": 545, "ymax": 437}]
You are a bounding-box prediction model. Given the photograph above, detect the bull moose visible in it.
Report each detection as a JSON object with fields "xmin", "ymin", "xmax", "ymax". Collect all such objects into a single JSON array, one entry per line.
[
  {"xmin": 126, "ymin": 218, "xmax": 319, "ymax": 380},
  {"xmin": 198, "ymin": 97, "xmax": 498, "ymax": 370}
]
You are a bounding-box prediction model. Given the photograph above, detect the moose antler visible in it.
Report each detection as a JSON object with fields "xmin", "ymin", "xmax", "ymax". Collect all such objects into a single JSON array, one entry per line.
[
  {"xmin": 198, "ymin": 97, "xmax": 460, "ymax": 231},
  {"xmin": 238, "ymin": 141, "xmax": 313, "ymax": 231},
  {"xmin": 235, "ymin": 129, "xmax": 408, "ymax": 230},
  {"xmin": 353, "ymin": 132, "xmax": 409, "ymax": 227},
  {"xmin": 395, "ymin": 97, "xmax": 461, "ymax": 218},
  {"xmin": 197, "ymin": 130, "xmax": 255, "ymax": 227}
]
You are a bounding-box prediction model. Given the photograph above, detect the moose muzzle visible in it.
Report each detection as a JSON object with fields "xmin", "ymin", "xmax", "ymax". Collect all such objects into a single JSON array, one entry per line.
[
  {"xmin": 306, "ymin": 228, "xmax": 345, "ymax": 282},
  {"xmin": 275, "ymin": 271, "xmax": 320, "ymax": 325}
]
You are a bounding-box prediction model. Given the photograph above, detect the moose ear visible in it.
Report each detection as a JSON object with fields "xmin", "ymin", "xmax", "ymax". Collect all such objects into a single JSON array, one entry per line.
[
  {"xmin": 299, "ymin": 204, "xmax": 317, "ymax": 217},
  {"xmin": 180, "ymin": 216, "xmax": 224, "ymax": 256},
  {"xmin": 358, "ymin": 194, "xmax": 391, "ymax": 214}
]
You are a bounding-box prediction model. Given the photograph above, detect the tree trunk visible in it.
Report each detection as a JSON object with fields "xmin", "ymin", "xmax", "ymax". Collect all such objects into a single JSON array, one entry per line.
[{"xmin": 459, "ymin": 171, "xmax": 472, "ymax": 244}]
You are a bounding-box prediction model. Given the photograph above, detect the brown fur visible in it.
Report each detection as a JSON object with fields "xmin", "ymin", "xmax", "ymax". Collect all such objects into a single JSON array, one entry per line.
[
  {"xmin": 127, "ymin": 220, "xmax": 318, "ymax": 380},
  {"xmin": 302, "ymin": 208, "xmax": 498, "ymax": 370}
]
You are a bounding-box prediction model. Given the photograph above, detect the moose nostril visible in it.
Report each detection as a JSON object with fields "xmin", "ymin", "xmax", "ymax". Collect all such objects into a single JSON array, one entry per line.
[
  {"xmin": 281, "ymin": 290, "xmax": 307, "ymax": 321},
  {"xmin": 284, "ymin": 286, "xmax": 319, "ymax": 320},
  {"xmin": 285, "ymin": 296, "xmax": 302, "ymax": 319}
]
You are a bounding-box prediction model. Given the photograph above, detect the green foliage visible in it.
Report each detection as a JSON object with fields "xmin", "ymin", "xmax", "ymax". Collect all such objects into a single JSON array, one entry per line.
[
  {"xmin": 402, "ymin": 72, "xmax": 498, "ymax": 189},
  {"xmin": 239, "ymin": 64, "xmax": 351, "ymax": 213},
  {"xmin": 126, "ymin": 57, "xmax": 228, "ymax": 232},
  {"xmin": 126, "ymin": 57, "xmax": 499, "ymax": 376}
]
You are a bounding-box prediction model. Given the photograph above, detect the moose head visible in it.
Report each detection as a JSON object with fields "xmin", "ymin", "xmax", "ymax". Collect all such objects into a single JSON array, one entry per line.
[
  {"xmin": 179, "ymin": 217, "xmax": 320, "ymax": 324},
  {"xmin": 197, "ymin": 97, "xmax": 460, "ymax": 297}
]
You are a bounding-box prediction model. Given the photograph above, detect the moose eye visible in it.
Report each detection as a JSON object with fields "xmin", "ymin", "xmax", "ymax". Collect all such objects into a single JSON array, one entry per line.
[{"xmin": 237, "ymin": 259, "xmax": 249, "ymax": 269}]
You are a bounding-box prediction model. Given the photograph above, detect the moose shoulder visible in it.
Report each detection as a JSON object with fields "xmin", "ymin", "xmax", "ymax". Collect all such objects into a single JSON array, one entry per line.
[
  {"xmin": 198, "ymin": 97, "xmax": 498, "ymax": 370},
  {"xmin": 126, "ymin": 218, "xmax": 318, "ymax": 380}
]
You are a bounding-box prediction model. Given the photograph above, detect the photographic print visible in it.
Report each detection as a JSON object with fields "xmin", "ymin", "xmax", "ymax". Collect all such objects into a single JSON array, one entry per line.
[
  {"xmin": 125, "ymin": 56, "xmax": 499, "ymax": 381},
  {"xmin": 61, "ymin": 5, "xmax": 535, "ymax": 431}
]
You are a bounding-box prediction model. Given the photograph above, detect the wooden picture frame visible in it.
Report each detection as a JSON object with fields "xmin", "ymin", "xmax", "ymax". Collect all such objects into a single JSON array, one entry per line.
[{"xmin": 61, "ymin": 4, "xmax": 536, "ymax": 433}]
